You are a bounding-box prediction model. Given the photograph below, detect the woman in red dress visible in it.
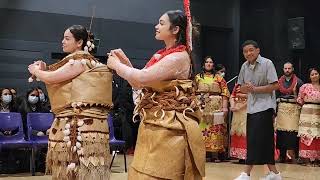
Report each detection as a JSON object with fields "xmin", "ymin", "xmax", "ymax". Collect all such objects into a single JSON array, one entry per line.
[{"xmin": 297, "ymin": 67, "xmax": 320, "ymax": 166}]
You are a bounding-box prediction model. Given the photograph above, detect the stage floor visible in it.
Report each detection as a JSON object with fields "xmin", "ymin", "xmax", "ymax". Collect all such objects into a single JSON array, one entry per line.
[{"xmin": 0, "ymin": 155, "xmax": 319, "ymax": 180}]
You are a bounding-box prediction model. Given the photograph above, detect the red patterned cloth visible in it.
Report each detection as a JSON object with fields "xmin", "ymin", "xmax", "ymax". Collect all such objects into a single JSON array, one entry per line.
[
  {"xmin": 183, "ymin": 0, "xmax": 192, "ymax": 52},
  {"xmin": 230, "ymin": 135, "xmax": 247, "ymax": 160},
  {"xmin": 299, "ymin": 138, "xmax": 320, "ymax": 160},
  {"xmin": 144, "ymin": 45, "xmax": 187, "ymax": 68},
  {"xmin": 230, "ymin": 134, "xmax": 280, "ymax": 160},
  {"xmin": 201, "ymin": 124, "xmax": 227, "ymax": 152},
  {"xmin": 231, "ymin": 83, "xmax": 241, "ymax": 97},
  {"xmin": 297, "ymin": 83, "xmax": 320, "ymax": 104}
]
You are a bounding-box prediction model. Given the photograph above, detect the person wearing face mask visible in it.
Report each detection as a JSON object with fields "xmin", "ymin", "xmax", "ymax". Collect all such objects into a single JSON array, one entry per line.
[
  {"xmin": 37, "ymin": 87, "xmax": 51, "ymax": 112},
  {"xmin": 0, "ymin": 88, "xmax": 18, "ymax": 136},
  {"xmin": 10, "ymin": 88, "xmax": 17, "ymax": 100},
  {"xmin": 28, "ymin": 94, "xmax": 39, "ymax": 105},
  {"xmin": 16, "ymin": 88, "xmax": 50, "ymax": 173},
  {"xmin": 195, "ymin": 56, "xmax": 230, "ymax": 163},
  {"xmin": 17, "ymin": 88, "xmax": 43, "ymax": 134},
  {"xmin": 0, "ymin": 88, "xmax": 16, "ymax": 112},
  {"xmin": 9, "ymin": 88, "xmax": 21, "ymax": 111},
  {"xmin": 216, "ymin": 64, "xmax": 226, "ymax": 78},
  {"xmin": 0, "ymin": 89, "xmax": 21, "ymax": 174}
]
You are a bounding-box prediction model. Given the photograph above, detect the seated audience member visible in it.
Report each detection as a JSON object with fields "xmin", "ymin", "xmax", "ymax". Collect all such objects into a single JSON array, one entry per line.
[
  {"xmin": 216, "ymin": 64, "xmax": 226, "ymax": 78},
  {"xmin": 37, "ymin": 86, "xmax": 51, "ymax": 112},
  {"xmin": 10, "ymin": 88, "xmax": 17, "ymax": 100},
  {"xmin": 0, "ymin": 88, "xmax": 28, "ymax": 173},
  {"xmin": 0, "ymin": 88, "xmax": 18, "ymax": 136},
  {"xmin": 17, "ymin": 87, "xmax": 50, "ymax": 136},
  {"xmin": 9, "ymin": 87, "xmax": 19, "ymax": 111},
  {"xmin": 0, "ymin": 88, "xmax": 16, "ymax": 113}
]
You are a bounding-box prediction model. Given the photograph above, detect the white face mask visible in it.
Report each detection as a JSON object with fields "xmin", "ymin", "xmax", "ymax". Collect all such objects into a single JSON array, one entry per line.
[
  {"xmin": 28, "ymin": 95, "xmax": 39, "ymax": 104},
  {"xmin": 2, "ymin": 95, "xmax": 12, "ymax": 104},
  {"xmin": 219, "ymin": 72, "xmax": 225, "ymax": 78},
  {"xmin": 39, "ymin": 93, "xmax": 45, "ymax": 102}
]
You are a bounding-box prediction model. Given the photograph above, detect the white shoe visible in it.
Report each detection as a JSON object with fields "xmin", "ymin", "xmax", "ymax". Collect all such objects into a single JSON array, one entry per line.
[
  {"xmin": 260, "ymin": 172, "xmax": 282, "ymax": 180},
  {"xmin": 234, "ymin": 172, "xmax": 251, "ymax": 180}
]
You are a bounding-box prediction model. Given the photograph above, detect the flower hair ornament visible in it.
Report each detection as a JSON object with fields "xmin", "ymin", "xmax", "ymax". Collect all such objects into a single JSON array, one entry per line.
[
  {"xmin": 84, "ymin": 31, "xmax": 95, "ymax": 52},
  {"xmin": 84, "ymin": 7, "xmax": 96, "ymax": 53}
]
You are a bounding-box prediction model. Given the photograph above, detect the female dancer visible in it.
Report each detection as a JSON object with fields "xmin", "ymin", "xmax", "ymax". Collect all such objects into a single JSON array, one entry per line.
[
  {"xmin": 28, "ymin": 25, "xmax": 112, "ymax": 180},
  {"xmin": 107, "ymin": 10, "xmax": 205, "ymax": 179}
]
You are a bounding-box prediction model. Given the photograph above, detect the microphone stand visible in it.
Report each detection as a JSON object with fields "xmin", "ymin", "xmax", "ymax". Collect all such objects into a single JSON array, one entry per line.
[
  {"xmin": 226, "ymin": 75, "xmax": 238, "ymax": 159},
  {"xmin": 227, "ymin": 75, "xmax": 238, "ymax": 84}
]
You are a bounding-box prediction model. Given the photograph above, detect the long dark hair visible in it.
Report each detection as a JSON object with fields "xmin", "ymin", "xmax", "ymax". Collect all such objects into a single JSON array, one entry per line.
[
  {"xmin": 67, "ymin": 25, "xmax": 89, "ymax": 50},
  {"xmin": 308, "ymin": 67, "xmax": 320, "ymax": 83},
  {"xmin": 199, "ymin": 56, "xmax": 216, "ymax": 78},
  {"xmin": 215, "ymin": 64, "xmax": 225, "ymax": 72},
  {"xmin": 165, "ymin": 10, "xmax": 199, "ymax": 78},
  {"xmin": 166, "ymin": 10, "xmax": 187, "ymax": 46},
  {"xmin": 36, "ymin": 86, "xmax": 48, "ymax": 100}
]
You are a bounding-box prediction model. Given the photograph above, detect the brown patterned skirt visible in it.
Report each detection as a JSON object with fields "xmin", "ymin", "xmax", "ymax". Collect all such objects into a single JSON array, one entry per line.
[{"xmin": 46, "ymin": 112, "xmax": 110, "ymax": 180}]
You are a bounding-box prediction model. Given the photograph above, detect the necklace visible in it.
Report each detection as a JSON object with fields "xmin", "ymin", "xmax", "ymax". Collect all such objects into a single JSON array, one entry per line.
[
  {"xmin": 279, "ymin": 74, "xmax": 297, "ymax": 95},
  {"xmin": 145, "ymin": 45, "xmax": 187, "ymax": 68}
]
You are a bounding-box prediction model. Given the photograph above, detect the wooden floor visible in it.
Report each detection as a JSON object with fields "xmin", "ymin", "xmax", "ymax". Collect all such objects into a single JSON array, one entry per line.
[{"xmin": 0, "ymin": 155, "xmax": 319, "ymax": 180}]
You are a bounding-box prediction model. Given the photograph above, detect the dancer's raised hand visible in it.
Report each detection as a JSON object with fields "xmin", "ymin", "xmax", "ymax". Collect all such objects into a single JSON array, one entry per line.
[
  {"xmin": 110, "ymin": 49, "xmax": 133, "ymax": 67},
  {"xmin": 107, "ymin": 52, "xmax": 120, "ymax": 70},
  {"xmin": 33, "ymin": 60, "xmax": 47, "ymax": 70},
  {"xmin": 28, "ymin": 63, "xmax": 40, "ymax": 75}
]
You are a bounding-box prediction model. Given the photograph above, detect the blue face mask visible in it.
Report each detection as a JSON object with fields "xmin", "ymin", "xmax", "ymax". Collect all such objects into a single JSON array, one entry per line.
[
  {"xmin": 28, "ymin": 95, "xmax": 39, "ymax": 104},
  {"xmin": 2, "ymin": 95, "xmax": 12, "ymax": 104}
]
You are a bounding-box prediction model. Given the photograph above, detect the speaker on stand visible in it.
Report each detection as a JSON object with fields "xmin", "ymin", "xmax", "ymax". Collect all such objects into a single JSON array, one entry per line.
[{"xmin": 288, "ymin": 17, "xmax": 305, "ymax": 79}]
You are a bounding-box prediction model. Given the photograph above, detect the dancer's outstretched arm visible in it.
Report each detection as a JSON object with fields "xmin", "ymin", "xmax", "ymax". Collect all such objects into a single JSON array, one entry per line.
[
  {"xmin": 107, "ymin": 51, "xmax": 190, "ymax": 89},
  {"xmin": 28, "ymin": 60, "xmax": 86, "ymax": 85}
]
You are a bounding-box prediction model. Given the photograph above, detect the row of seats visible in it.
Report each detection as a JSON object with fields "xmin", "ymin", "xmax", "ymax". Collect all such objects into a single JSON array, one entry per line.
[
  {"xmin": 0, "ymin": 113, "xmax": 54, "ymax": 175},
  {"xmin": 0, "ymin": 112, "xmax": 127, "ymax": 175}
]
